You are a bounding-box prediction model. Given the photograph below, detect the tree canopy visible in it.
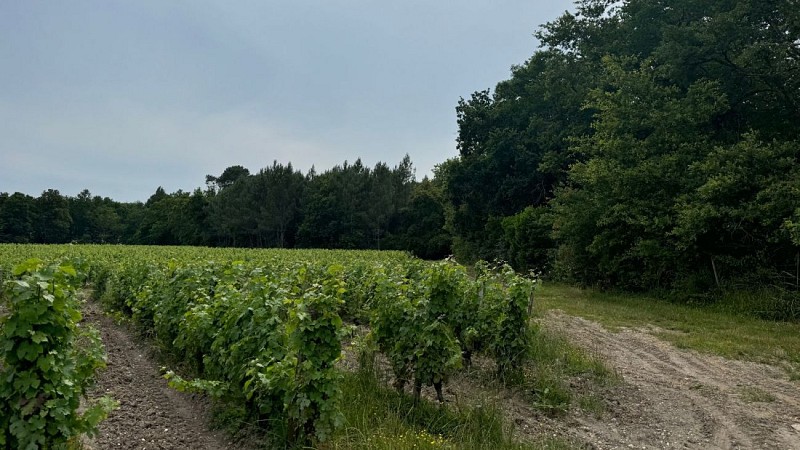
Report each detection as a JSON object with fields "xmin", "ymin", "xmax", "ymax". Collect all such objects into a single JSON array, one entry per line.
[
  {"xmin": 0, "ymin": 157, "xmax": 452, "ymax": 261},
  {"xmin": 445, "ymin": 0, "xmax": 799, "ymax": 292}
]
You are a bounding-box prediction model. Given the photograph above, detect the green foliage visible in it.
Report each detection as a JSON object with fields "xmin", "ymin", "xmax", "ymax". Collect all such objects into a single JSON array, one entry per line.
[
  {"xmin": 491, "ymin": 265, "xmax": 535, "ymax": 381},
  {"xmin": 501, "ymin": 206, "xmax": 555, "ymax": 274},
  {"xmin": 84, "ymin": 249, "xmax": 369, "ymax": 446},
  {"xmin": 0, "ymin": 259, "xmax": 116, "ymax": 449},
  {"xmin": 674, "ymin": 134, "xmax": 800, "ymax": 288},
  {"xmin": 0, "ymin": 245, "xmax": 583, "ymax": 447},
  {"xmin": 34, "ymin": 190, "xmax": 72, "ymax": 244},
  {"xmin": 369, "ymin": 263, "xmax": 463, "ymax": 398},
  {"xmin": 442, "ymin": 0, "xmax": 800, "ymax": 299},
  {"xmin": 296, "ymin": 157, "xmax": 416, "ymax": 250},
  {"xmin": 282, "ymin": 265, "xmax": 346, "ymax": 442},
  {"xmin": 370, "ymin": 259, "xmax": 537, "ymax": 397},
  {"xmin": 0, "ymin": 154, "xmax": 452, "ymax": 259},
  {"xmin": 385, "ymin": 177, "xmax": 452, "ymax": 260},
  {"xmin": 553, "ymin": 56, "xmax": 729, "ymax": 289},
  {"xmin": 442, "ymin": 45, "xmax": 596, "ymax": 266},
  {"xmin": 0, "ymin": 193, "xmax": 36, "ymax": 243},
  {"xmin": 332, "ymin": 366, "xmax": 549, "ymax": 450}
]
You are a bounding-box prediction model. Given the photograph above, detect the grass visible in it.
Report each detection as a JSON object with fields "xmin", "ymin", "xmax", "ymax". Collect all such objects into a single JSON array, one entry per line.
[
  {"xmin": 522, "ymin": 324, "xmax": 617, "ymax": 416},
  {"xmin": 449, "ymin": 322, "xmax": 617, "ymax": 418},
  {"xmin": 326, "ymin": 309, "xmax": 619, "ymax": 450},
  {"xmin": 206, "ymin": 362, "xmax": 579, "ymax": 450},
  {"xmin": 535, "ymin": 283, "xmax": 800, "ymax": 378},
  {"xmin": 332, "ymin": 375, "xmax": 569, "ymax": 450},
  {"xmin": 737, "ymin": 386, "xmax": 776, "ymax": 403},
  {"xmin": 328, "ymin": 352, "xmax": 579, "ymax": 450}
]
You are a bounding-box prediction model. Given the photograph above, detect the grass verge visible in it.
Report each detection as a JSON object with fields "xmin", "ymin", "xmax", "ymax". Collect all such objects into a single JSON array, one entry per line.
[
  {"xmin": 329, "ymin": 366, "xmax": 576, "ymax": 450},
  {"xmin": 536, "ymin": 283, "xmax": 800, "ymax": 378},
  {"xmin": 447, "ymin": 322, "xmax": 617, "ymax": 419},
  {"xmin": 522, "ymin": 324, "xmax": 617, "ymax": 417}
]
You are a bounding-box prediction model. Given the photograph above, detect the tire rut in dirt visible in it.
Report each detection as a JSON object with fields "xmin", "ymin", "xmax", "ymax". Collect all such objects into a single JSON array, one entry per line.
[{"xmin": 546, "ymin": 311, "xmax": 800, "ymax": 450}]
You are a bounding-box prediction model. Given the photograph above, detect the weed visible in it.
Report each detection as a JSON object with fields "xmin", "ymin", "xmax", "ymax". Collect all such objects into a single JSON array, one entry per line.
[
  {"xmin": 737, "ymin": 386, "xmax": 776, "ymax": 403},
  {"xmin": 519, "ymin": 323, "xmax": 617, "ymax": 416},
  {"xmin": 329, "ymin": 364, "xmax": 575, "ymax": 450},
  {"xmin": 577, "ymin": 394, "xmax": 605, "ymax": 418}
]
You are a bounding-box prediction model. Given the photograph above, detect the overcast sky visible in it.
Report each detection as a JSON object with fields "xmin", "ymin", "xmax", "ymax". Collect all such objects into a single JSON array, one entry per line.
[{"xmin": 1, "ymin": 1, "xmax": 575, "ymax": 202}]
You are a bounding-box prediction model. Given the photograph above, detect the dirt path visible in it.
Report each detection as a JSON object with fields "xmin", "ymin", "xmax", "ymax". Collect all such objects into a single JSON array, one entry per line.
[
  {"xmin": 546, "ymin": 311, "xmax": 800, "ymax": 449},
  {"xmin": 81, "ymin": 301, "xmax": 235, "ymax": 450}
]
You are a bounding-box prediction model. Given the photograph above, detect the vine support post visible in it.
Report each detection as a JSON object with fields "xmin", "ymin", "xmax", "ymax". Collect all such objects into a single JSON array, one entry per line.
[
  {"xmin": 711, "ymin": 256, "xmax": 720, "ymax": 288},
  {"xmin": 527, "ymin": 287, "xmax": 535, "ymax": 318}
]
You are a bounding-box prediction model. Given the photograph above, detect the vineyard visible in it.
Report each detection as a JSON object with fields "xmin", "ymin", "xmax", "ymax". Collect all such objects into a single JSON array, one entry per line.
[{"xmin": 1, "ymin": 244, "xmax": 545, "ymax": 448}]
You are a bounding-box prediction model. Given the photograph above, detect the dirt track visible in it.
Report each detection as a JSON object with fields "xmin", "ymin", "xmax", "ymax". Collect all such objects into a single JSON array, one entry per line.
[
  {"xmin": 546, "ymin": 311, "xmax": 800, "ymax": 449},
  {"xmin": 81, "ymin": 301, "xmax": 233, "ymax": 450}
]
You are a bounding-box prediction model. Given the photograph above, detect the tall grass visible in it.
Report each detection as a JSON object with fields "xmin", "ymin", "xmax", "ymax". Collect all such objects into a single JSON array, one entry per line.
[
  {"xmin": 710, "ymin": 288, "xmax": 800, "ymax": 322},
  {"xmin": 522, "ymin": 324, "xmax": 617, "ymax": 416},
  {"xmin": 329, "ymin": 363, "xmax": 574, "ymax": 450}
]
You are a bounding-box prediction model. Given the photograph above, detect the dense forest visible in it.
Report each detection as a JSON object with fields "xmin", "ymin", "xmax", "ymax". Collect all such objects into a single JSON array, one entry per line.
[
  {"xmin": 0, "ymin": 156, "xmax": 451, "ymax": 260},
  {"xmin": 2, "ymin": 0, "xmax": 799, "ymax": 300},
  {"xmin": 445, "ymin": 0, "xmax": 800, "ymax": 294}
]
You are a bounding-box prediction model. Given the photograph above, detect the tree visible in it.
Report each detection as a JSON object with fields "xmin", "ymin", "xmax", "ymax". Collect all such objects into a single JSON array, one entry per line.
[
  {"xmin": 297, "ymin": 160, "xmax": 370, "ymax": 249},
  {"xmin": 502, "ymin": 206, "xmax": 554, "ymax": 274},
  {"xmin": 673, "ymin": 134, "xmax": 800, "ymax": 289},
  {"xmin": 206, "ymin": 165, "xmax": 251, "ymax": 192},
  {"xmin": 442, "ymin": 0, "xmax": 800, "ymax": 293},
  {"xmin": 0, "ymin": 193, "xmax": 35, "ymax": 243},
  {"xmin": 251, "ymin": 162, "xmax": 305, "ymax": 248},
  {"xmin": 207, "ymin": 177, "xmax": 258, "ymax": 247},
  {"xmin": 444, "ymin": 47, "xmax": 597, "ymax": 264},
  {"xmin": 548, "ymin": 0, "xmax": 800, "ymax": 289},
  {"xmin": 35, "ymin": 189, "xmax": 73, "ymax": 244},
  {"xmin": 553, "ymin": 57, "xmax": 728, "ymax": 289},
  {"xmin": 91, "ymin": 201, "xmax": 123, "ymax": 244},
  {"xmin": 175, "ymin": 189, "xmax": 211, "ymax": 246},
  {"xmin": 69, "ymin": 189, "xmax": 94, "ymax": 242},
  {"xmin": 387, "ymin": 177, "xmax": 452, "ymax": 260}
]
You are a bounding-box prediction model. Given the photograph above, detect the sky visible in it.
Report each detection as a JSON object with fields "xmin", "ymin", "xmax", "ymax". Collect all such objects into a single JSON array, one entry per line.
[{"xmin": 1, "ymin": 1, "xmax": 576, "ymax": 203}]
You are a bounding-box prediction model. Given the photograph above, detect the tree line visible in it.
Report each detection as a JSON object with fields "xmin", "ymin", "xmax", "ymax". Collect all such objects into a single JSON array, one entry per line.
[
  {"xmin": 0, "ymin": 156, "xmax": 451, "ymax": 260},
  {"xmin": 443, "ymin": 0, "xmax": 800, "ymax": 296},
  {"xmin": 2, "ymin": 0, "xmax": 799, "ymax": 301}
]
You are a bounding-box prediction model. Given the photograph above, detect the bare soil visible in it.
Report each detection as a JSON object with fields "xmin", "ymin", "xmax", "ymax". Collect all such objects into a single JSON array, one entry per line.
[
  {"xmin": 544, "ymin": 310, "xmax": 800, "ymax": 449},
  {"xmin": 80, "ymin": 301, "xmax": 237, "ymax": 450}
]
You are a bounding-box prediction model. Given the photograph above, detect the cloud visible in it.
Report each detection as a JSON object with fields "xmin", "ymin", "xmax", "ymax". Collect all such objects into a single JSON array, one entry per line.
[
  {"xmin": 1, "ymin": 0, "xmax": 576, "ymax": 201},
  {"xmin": 1, "ymin": 97, "xmax": 454, "ymax": 202},
  {"xmin": 0, "ymin": 101, "xmax": 331, "ymax": 201}
]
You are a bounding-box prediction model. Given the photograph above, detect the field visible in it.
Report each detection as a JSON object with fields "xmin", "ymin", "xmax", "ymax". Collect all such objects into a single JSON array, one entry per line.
[{"xmin": 2, "ymin": 244, "xmax": 800, "ymax": 449}]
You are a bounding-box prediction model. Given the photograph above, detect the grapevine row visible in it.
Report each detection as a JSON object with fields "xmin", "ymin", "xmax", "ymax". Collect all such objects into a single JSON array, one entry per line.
[
  {"xmin": 1, "ymin": 245, "xmax": 537, "ymax": 445},
  {"xmin": 364, "ymin": 259, "xmax": 536, "ymax": 402},
  {"xmin": 0, "ymin": 259, "xmax": 115, "ymax": 449},
  {"xmin": 92, "ymin": 258, "xmax": 346, "ymax": 445}
]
